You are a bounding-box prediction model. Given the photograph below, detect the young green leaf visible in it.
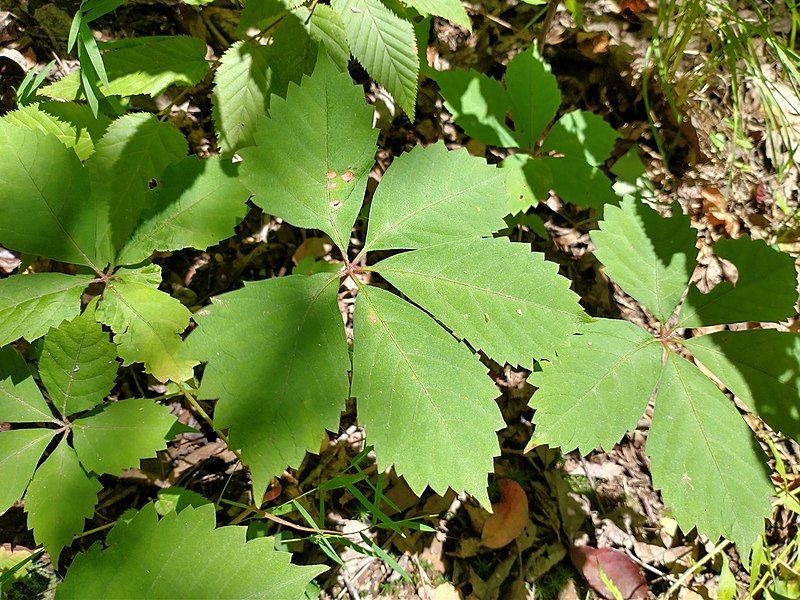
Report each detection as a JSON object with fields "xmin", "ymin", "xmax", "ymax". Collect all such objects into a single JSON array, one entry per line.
[
  {"xmin": 530, "ymin": 319, "xmax": 662, "ymax": 454},
  {"xmin": 0, "ymin": 429, "xmax": 56, "ymax": 516},
  {"xmin": 352, "ymin": 284, "xmax": 503, "ymax": 508},
  {"xmin": 72, "ymin": 398, "xmax": 179, "ymax": 475},
  {"xmin": 505, "ymin": 46, "xmax": 560, "ymax": 150},
  {"xmin": 182, "ymin": 273, "xmax": 349, "ymax": 497},
  {"xmin": 0, "ymin": 346, "xmax": 54, "ymax": 424},
  {"xmin": 39, "ymin": 305, "xmax": 118, "ymax": 418},
  {"xmin": 41, "ymin": 36, "xmax": 209, "ymax": 100},
  {"xmin": 117, "ymin": 156, "xmax": 250, "ymax": 266},
  {"xmin": 680, "ymin": 236, "xmax": 798, "ymax": 327},
  {"xmin": 435, "ymin": 68, "xmax": 517, "ymax": 147},
  {"xmin": 649, "ymin": 353, "xmax": 772, "ymax": 553},
  {"xmin": 685, "ymin": 330, "xmax": 800, "ymax": 440},
  {"xmin": 239, "ymin": 51, "xmax": 377, "ymax": 252},
  {"xmin": 88, "ymin": 113, "xmax": 187, "ymax": 259},
  {"xmin": 25, "ymin": 439, "xmax": 101, "ymax": 566},
  {"xmin": 332, "ymin": 0, "xmax": 419, "ymax": 119},
  {"xmin": 401, "ymin": 0, "xmax": 470, "ymax": 30},
  {"xmin": 363, "ymin": 143, "xmax": 507, "ymax": 252},
  {"xmin": 58, "ymin": 503, "xmax": 326, "ymax": 599},
  {"xmin": 374, "ymin": 237, "xmax": 585, "ymax": 364},
  {"xmin": 96, "ymin": 265, "xmax": 196, "ymax": 383},
  {"xmin": 0, "ymin": 274, "xmax": 92, "ymax": 347},
  {"xmin": 591, "ymin": 197, "xmax": 697, "ymax": 322},
  {"xmin": 0, "ymin": 123, "xmax": 102, "ymax": 270},
  {"xmin": 541, "ymin": 110, "xmax": 619, "ymax": 167}
]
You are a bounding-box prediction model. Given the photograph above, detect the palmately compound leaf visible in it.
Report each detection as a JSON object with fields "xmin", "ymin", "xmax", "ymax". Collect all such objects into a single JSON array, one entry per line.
[
  {"xmin": 96, "ymin": 265, "xmax": 196, "ymax": 383},
  {"xmin": 117, "ymin": 156, "xmax": 250, "ymax": 266},
  {"xmin": 1, "ymin": 102, "xmax": 108, "ymax": 161},
  {"xmin": 25, "ymin": 439, "xmax": 101, "ymax": 565},
  {"xmin": 435, "ymin": 68, "xmax": 517, "ymax": 148},
  {"xmin": 541, "ymin": 109, "xmax": 619, "ymax": 167},
  {"xmin": 182, "ymin": 273, "xmax": 349, "ymax": 497},
  {"xmin": 505, "ymin": 46, "xmax": 560, "ymax": 150},
  {"xmin": 239, "ymin": 51, "xmax": 377, "ymax": 252},
  {"xmin": 0, "ymin": 273, "xmax": 92, "ymax": 347},
  {"xmin": 649, "ymin": 353, "xmax": 772, "ymax": 553},
  {"xmin": 58, "ymin": 503, "xmax": 325, "ymax": 599},
  {"xmin": 41, "ymin": 36, "xmax": 208, "ymax": 100},
  {"xmin": 375, "ymin": 237, "xmax": 585, "ymax": 365},
  {"xmin": 213, "ymin": 19, "xmax": 318, "ymax": 157},
  {"xmin": 530, "ymin": 319, "xmax": 662, "ymax": 454},
  {"xmin": 685, "ymin": 330, "xmax": 800, "ymax": 440},
  {"xmin": 88, "ymin": 113, "xmax": 187, "ymax": 259},
  {"xmin": 592, "ymin": 197, "xmax": 697, "ymax": 323},
  {"xmin": 401, "ymin": 0, "xmax": 471, "ymax": 30},
  {"xmin": 0, "ymin": 346, "xmax": 54, "ymax": 424},
  {"xmin": 352, "ymin": 284, "xmax": 503, "ymax": 507},
  {"xmin": 0, "ymin": 429, "xmax": 56, "ymax": 516},
  {"xmin": 0, "ymin": 122, "xmax": 103, "ymax": 270},
  {"xmin": 72, "ymin": 398, "xmax": 179, "ymax": 475},
  {"xmin": 39, "ymin": 305, "xmax": 118, "ymax": 418},
  {"xmin": 363, "ymin": 143, "xmax": 507, "ymax": 251},
  {"xmin": 680, "ymin": 236, "xmax": 798, "ymax": 327},
  {"xmin": 332, "ymin": 0, "xmax": 419, "ymax": 119}
]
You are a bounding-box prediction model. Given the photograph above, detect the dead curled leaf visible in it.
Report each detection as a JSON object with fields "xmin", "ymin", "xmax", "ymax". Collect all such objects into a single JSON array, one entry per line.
[
  {"xmin": 480, "ymin": 479, "xmax": 529, "ymax": 549},
  {"xmin": 570, "ymin": 545, "xmax": 648, "ymax": 599}
]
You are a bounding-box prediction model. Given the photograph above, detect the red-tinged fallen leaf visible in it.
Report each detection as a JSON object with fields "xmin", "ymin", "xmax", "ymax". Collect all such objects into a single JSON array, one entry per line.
[
  {"xmin": 570, "ymin": 545, "xmax": 648, "ymax": 599},
  {"xmin": 619, "ymin": 0, "xmax": 648, "ymax": 14},
  {"xmin": 480, "ymin": 479, "xmax": 528, "ymax": 549}
]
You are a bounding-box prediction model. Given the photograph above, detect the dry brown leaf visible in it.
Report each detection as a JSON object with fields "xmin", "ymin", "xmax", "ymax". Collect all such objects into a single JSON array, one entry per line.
[
  {"xmin": 481, "ymin": 479, "xmax": 529, "ymax": 549},
  {"xmin": 570, "ymin": 545, "xmax": 648, "ymax": 599}
]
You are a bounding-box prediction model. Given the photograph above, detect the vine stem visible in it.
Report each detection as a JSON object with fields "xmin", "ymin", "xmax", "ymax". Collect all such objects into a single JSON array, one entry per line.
[
  {"xmin": 665, "ymin": 539, "xmax": 729, "ymax": 597},
  {"xmin": 177, "ymin": 384, "xmax": 245, "ymax": 467}
]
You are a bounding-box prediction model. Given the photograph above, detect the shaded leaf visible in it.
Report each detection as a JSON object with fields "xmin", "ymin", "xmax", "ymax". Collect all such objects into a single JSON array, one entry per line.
[
  {"xmin": 307, "ymin": 5, "xmax": 351, "ymax": 72},
  {"xmin": 541, "ymin": 109, "xmax": 618, "ymax": 166},
  {"xmin": 592, "ymin": 197, "xmax": 697, "ymax": 322},
  {"xmin": 363, "ymin": 143, "xmax": 507, "ymax": 251},
  {"xmin": 182, "ymin": 273, "xmax": 349, "ymax": 497},
  {"xmin": 375, "ymin": 237, "xmax": 585, "ymax": 365},
  {"xmin": 352, "ymin": 284, "xmax": 503, "ymax": 508},
  {"xmin": 0, "ymin": 274, "xmax": 91, "ymax": 347},
  {"xmin": 58, "ymin": 503, "xmax": 325, "ymax": 599},
  {"xmin": 0, "ymin": 346, "xmax": 53, "ymax": 424},
  {"xmin": 72, "ymin": 398, "xmax": 179, "ymax": 475},
  {"xmin": 39, "ymin": 303, "xmax": 118, "ymax": 418},
  {"xmin": 0, "ymin": 429, "xmax": 56, "ymax": 516},
  {"xmin": 402, "ymin": 0, "xmax": 470, "ymax": 30},
  {"xmin": 505, "ymin": 46, "xmax": 560, "ymax": 150}
]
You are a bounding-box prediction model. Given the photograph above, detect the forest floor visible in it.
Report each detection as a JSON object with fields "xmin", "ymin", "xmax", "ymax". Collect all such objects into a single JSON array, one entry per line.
[{"xmin": 1, "ymin": 0, "xmax": 800, "ymax": 598}]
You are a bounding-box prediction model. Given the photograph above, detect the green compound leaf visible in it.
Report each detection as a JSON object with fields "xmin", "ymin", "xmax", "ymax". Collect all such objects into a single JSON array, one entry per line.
[
  {"xmin": 375, "ymin": 237, "xmax": 585, "ymax": 365},
  {"xmin": 58, "ymin": 503, "xmax": 326, "ymax": 599},
  {"xmin": 1, "ymin": 102, "xmax": 109, "ymax": 161},
  {"xmin": 505, "ymin": 46, "xmax": 560, "ymax": 150},
  {"xmin": 649, "ymin": 353, "xmax": 772, "ymax": 553},
  {"xmin": 680, "ymin": 236, "xmax": 798, "ymax": 327},
  {"xmin": 88, "ymin": 113, "xmax": 187, "ymax": 260},
  {"xmin": 436, "ymin": 68, "xmax": 517, "ymax": 148},
  {"xmin": 213, "ymin": 19, "xmax": 318, "ymax": 157},
  {"xmin": 0, "ymin": 123, "xmax": 102, "ymax": 270},
  {"xmin": 332, "ymin": 0, "xmax": 419, "ymax": 119},
  {"xmin": 592, "ymin": 197, "xmax": 697, "ymax": 322},
  {"xmin": 0, "ymin": 346, "xmax": 54, "ymax": 424},
  {"xmin": 117, "ymin": 156, "xmax": 250, "ymax": 266},
  {"xmin": 685, "ymin": 330, "xmax": 800, "ymax": 440},
  {"xmin": 39, "ymin": 305, "xmax": 118, "ymax": 418},
  {"xmin": 541, "ymin": 109, "xmax": 618, "ymax": 167},
  {"xmin": 97, "ymin": 265, "xmax": 196, "ymax": 383},
  {"xmin": 352, "ymin": 284, "xmax": 503, "ymax": 508},
  {"xmin": 0, "ymin": 273, "xmax": 91, "ymax": 347},
  {"xmin": 363, "ymin": 143, "xmax": 507, "ymax": 252},
  {"xmin": 25, "ymin": 439, "xmax": 101, "ymax": 566},
  {"xmin": 530, "ymin": 319, "xmax": 662, "ymax": 454},
  {"xmin": 72, "ymin": 398, "xmax": 179, "ymax": 475},
  {"xmin": 182, "ymin": 273, "xmax": 349, "ymax": 497},
  {"xmin": 0, "ymin": 429, "xmax": 56, "ymax": 516},
  {"xmin": 401, "ymin": 0, "xmax": 470, "ymax": 30},
  {"xmin": 240, "ymin": 51, "xmax": 377, "ymax": 252},
  {"xmin": 41, "ymin": 36, "xmax": 209, "ymax": 99}
]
